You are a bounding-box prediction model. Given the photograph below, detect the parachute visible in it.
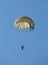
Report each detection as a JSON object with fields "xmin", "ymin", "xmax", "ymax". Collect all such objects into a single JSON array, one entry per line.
[{"xmin": 14, "ymin": 16, "xmax": 34, "ymax": 31}]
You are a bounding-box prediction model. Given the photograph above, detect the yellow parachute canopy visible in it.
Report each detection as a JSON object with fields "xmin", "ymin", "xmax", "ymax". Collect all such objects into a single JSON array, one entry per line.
[{"xmin": 14, "ymin": 16, "xmax": 34, "ymax": 31}]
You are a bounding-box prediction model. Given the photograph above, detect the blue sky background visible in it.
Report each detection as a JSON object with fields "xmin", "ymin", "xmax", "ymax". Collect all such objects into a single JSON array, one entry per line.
[{"xmin": 0, "ymin": 0, "xmax": 48, "ymax": 65}]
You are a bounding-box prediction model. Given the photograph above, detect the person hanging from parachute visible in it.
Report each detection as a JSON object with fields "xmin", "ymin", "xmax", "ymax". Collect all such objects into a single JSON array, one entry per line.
[{"xmin": 14, "ymin": 16, "xmax": 35, "ymax": 50}]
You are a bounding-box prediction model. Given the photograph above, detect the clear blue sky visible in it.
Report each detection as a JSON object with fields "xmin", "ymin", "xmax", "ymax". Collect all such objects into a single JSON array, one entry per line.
[{"xmin": 0, "ymin": 0, "xmax": 48, "ymax": 65}]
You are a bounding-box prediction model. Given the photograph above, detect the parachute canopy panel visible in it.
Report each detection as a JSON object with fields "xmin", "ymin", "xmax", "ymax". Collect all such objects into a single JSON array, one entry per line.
[{"xmin": 14, "ymin": 16, "xmax": 34, "ymax": 31}]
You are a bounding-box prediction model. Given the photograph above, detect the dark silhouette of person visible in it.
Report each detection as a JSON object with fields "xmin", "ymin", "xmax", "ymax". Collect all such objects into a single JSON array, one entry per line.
[{"xmin": 21, "ymin": 45, "xmax": 24, "ymax": 50}]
